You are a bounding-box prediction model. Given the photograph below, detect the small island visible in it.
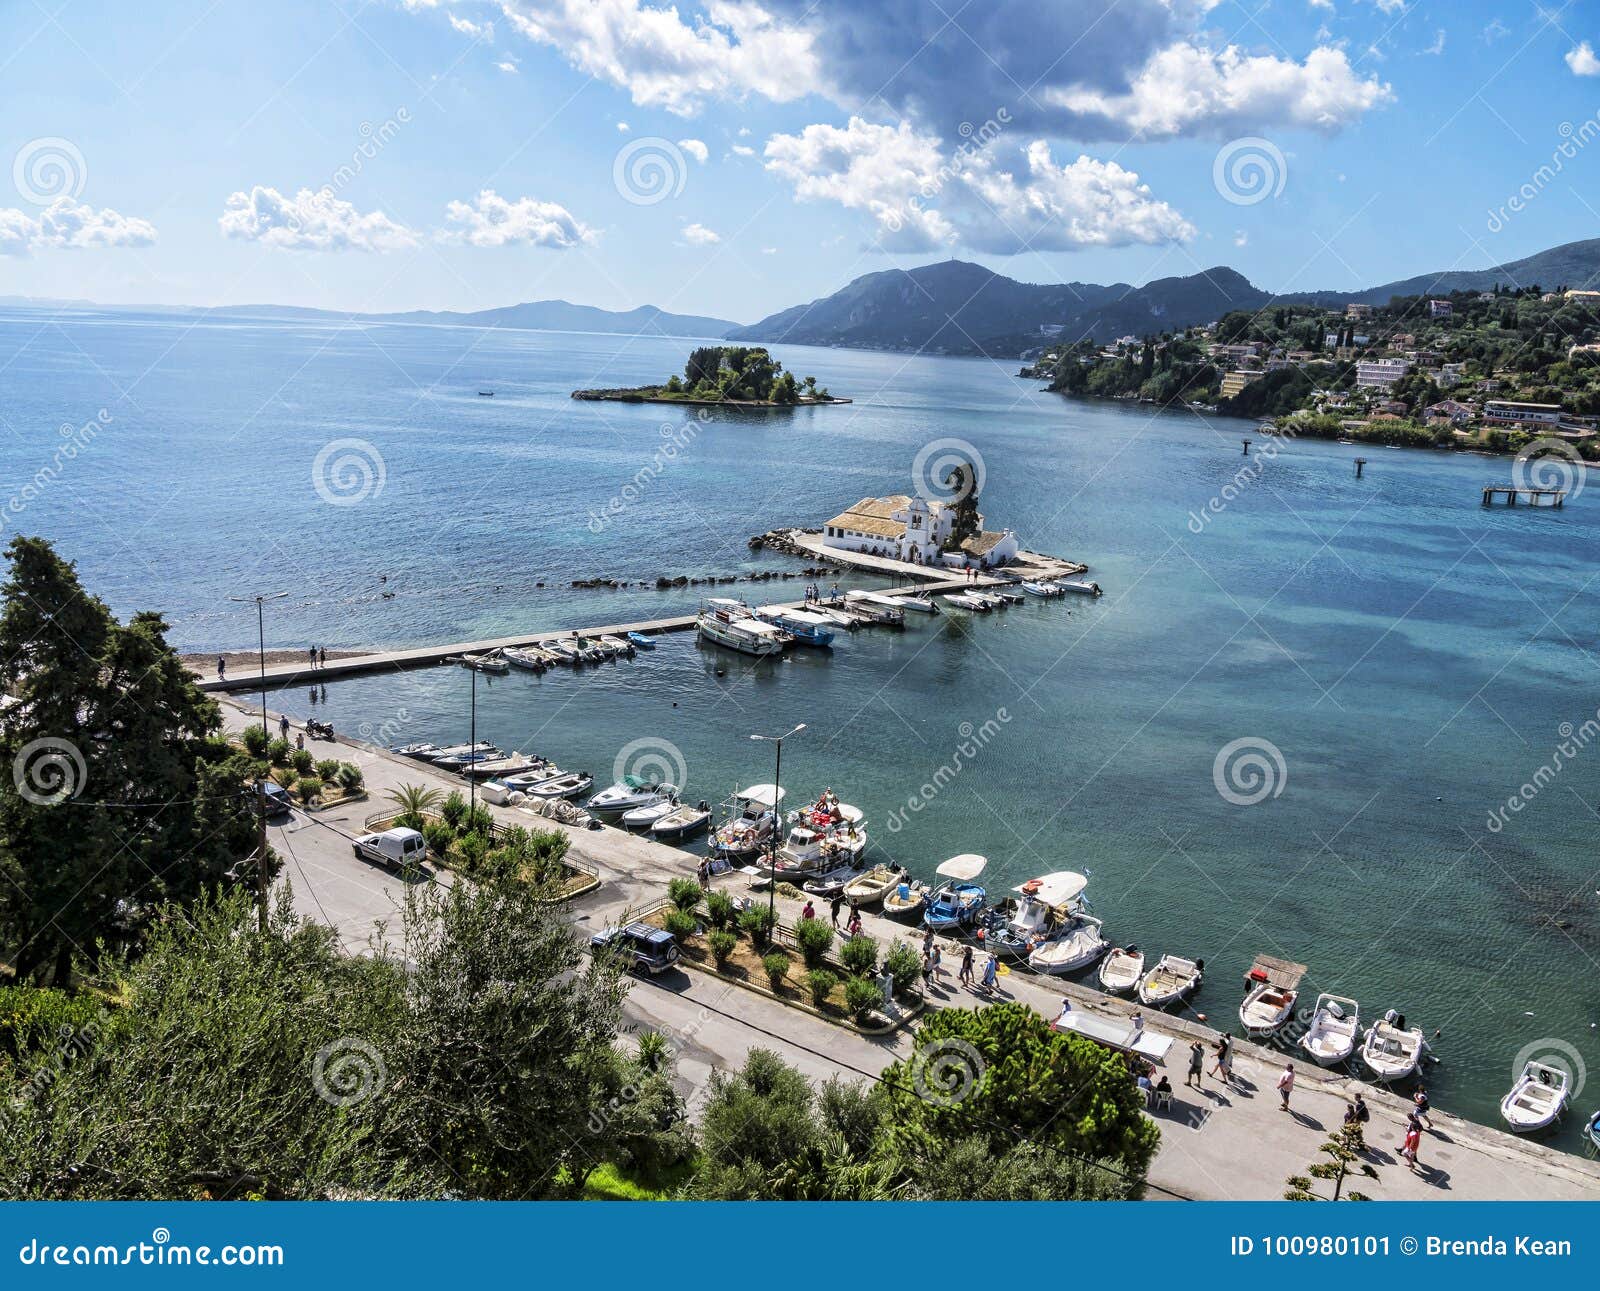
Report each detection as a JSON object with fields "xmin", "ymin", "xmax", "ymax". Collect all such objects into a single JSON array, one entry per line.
[{"xmin": 573, "ymin": 345, "xmax": 849, "ymax": 406}]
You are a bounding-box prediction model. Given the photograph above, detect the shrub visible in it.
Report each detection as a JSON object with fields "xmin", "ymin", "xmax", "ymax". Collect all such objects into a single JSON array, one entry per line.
[
  {"xmin": 421, "ymin": 820, "xmax": 454, "ymax": 856},
  {"xmin": 290, "ymin": 749, "xmax": 314, "ymax": 774},
  {"xmin": 805, "ymin": 969, "xmax": 838, "ymax": 1007},
  {"xmin": 840, "ymin": 934, "xmax": 878, "ymax": 977},
  {"xmin": 668, "ymin": 877, "xmax": 703, "ymax": 913},
  {"xmin": 456, "ymin": 830, "xmax": 490, "ymax": 870},
  {"xmin": 663, "ymin": 909, "xmax": 699, "ymax": 944},
  {"xmin": 336, "ymin": 763, "xmax": 363, "ymax": 790},
  {"xmin": 705, "ymin": 890, "xmax": 735, "ymax": 929},
  {"xmin": 315, "ymin": 759, "xmax": 341, "ymax": 782},
  {"xmin": 241, "ymin": 725, "xmax": 268, "ymax": 756},
  {"xmin": 440, "ymin": 790, "xmax": 468, "ymax": 829},
  {"xmin": 762, "ymin": 952, "xmax": 790, "ymax": 988},
  {"xmin": 464, "ymin": 805, "xmax": 496, "ymax": 837},
  {"xmin": 293, "ymin": 775, "xmax": 322, "ymax": 803},
  {"xmin": 266, "ymin": 737, "xmax": 290, "ymax": 766},
  {"xmin": 884, "ymin": 943, "xmax": 922, "ymax": 999},
  {"xmin": 795, "ymin": 917, "xmax": 834, "ymax": 968},
  {"xmin": 844, "ymin": 975, "xmax": 883, "ymax": 1021},
  {"xmin": 739, "ymin": 905, "xmax": 777, "ymax": 950},
  {"xmin": 708, "ymin": 930, "xmax": 737, "ymax": 968}
]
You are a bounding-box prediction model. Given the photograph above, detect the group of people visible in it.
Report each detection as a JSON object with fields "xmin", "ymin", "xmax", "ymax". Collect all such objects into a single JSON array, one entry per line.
[
  {"xmin": 1183, "ymin": 1034, "xmax": 1235, "ymax": 1088},
  {"xmin": 801, "ymin": 583, "xmax": 840, "ymax": 605},
  {"xmin": 307, "ymin": 645, "xmax": 328, "ymax": 670}
]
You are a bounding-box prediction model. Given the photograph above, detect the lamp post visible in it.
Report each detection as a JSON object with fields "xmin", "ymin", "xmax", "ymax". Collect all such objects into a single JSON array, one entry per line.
[
  {"xmin": 469, "ymin": 664, "xmax": 478, "ymax": 819},
  {"xmin": 750, "ymin": 724, "xmax": 805, "ymax": 924},
  {"xmin": 229, "ymin": 591, "xmax": 288, "ymax": 737}
]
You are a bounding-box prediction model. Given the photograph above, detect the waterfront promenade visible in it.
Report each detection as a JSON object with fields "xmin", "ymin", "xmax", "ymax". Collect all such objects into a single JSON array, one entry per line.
[{"xmin": 222, "ymin": 699, "xmax": 1600, "ymax": 1201}]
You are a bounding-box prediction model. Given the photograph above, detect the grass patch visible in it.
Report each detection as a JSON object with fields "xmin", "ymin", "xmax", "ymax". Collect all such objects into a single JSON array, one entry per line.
[{"xmin": 583, "ymin": 1159, "xmax": 696, "ymax": 1201}]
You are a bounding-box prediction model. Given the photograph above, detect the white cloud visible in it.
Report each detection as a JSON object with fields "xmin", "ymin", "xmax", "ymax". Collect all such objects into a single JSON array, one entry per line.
[
  {"xmin": 220, "ymin": 186, "xmax": 416, "ymax": 252},
  {"xmin": 1484, "ymin": 18, "xmax": 1509, "ymax": 42},
  {"xmin": 449, "ymin": 13, "xmax": 492, "ymax": 37},
  {"xmin": 1567, "ymin": 42, "xmax": 1600, "ymax": 76},
  {"xmin": 1234, "ymin": 230, "xmax": 1248, "ymax": 247},
  {"xmin": 730, "ymin": 144, "xmax": 756, "ymax": 157},
  {"xmin": 959, "ymin": 142, "xmax": 1195, "ymax": 252},
  {"xmin": 681, "ymin": 221, "xmax": 721, "ymax": 244},
  {"xmin": 1424, "ymin": 29, "xmax": 1446, "ymax": 56},
  {"xmin": 496, "ymin": 0, "xmax": 818, "ymax": 115},
  {"xmin": 0, "ymin": 198, "xmax": 158, "ymax": 256},
  {"xmin": 616, "ymin": 121, "xmax": 630, "ymax": 132},
  {"xmin": 441, "ymin": 189, "xmax": 596, "ymax": 248},
  {"xmin": 1048, "ymin": 43, "xmax": 1390, "ymax": 137},
  {"xmin": 678, "ymin": 138, "xmax": 709, "ymax": 163},
  {"xmin": 761, "ymin": 245, "xmax": 777, "ymax": 253},
  {"xmin": 497, "ymin": 59, "xmax": 519, "ymax": 72}
]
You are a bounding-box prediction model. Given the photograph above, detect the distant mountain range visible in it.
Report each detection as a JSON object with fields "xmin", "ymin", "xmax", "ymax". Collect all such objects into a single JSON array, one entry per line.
[{"xmin": 9, "ymin": 235, "xmax": 1600, "ymax": 358}]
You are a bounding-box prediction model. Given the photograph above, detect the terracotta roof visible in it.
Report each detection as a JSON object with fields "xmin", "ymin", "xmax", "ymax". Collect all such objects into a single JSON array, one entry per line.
[
  {"xmin": 825, "ymin": 494, "xmax": 914, "ymax": 538},
  {"xmin": 960, "ymin": 530, "xmax": 1010, "ymax": 556}
]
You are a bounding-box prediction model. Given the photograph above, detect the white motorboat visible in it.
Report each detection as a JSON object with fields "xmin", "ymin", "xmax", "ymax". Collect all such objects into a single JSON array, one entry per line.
[
  {"xmin": 500, "ymin": 761, "xmax": 560, "ymax": 790},
  {"xmin": 697, "ymin": 599, "xmax": 789, "ymax": 656},
  {"xmin": 1501, "ymin": 1060, "xmax": 1569, "ymax": 1132},
  {"xmin": 943, "ymin": 593, "xmax": 991, "ymax": 612},
  {"xmin": 649, "ymin": 799, "xmax": 713, "ymax": 841},
  {"xmin": 709, "ymin": 783, "xmax": 786, "ymax": 858},
  {"xmin": 520, "ymin": 770, "xmax": 594, "ymax": 800},
  {"xmin": 1360, "ymin": 1012, "xmax": 1426, "ymax": 1082},
  {"xmin": 1299, "ymin": 994, "xmax": 1360, "ymax": 1067},
  {"xmin": 802, "ymin": 861, "xmax": 869, "ymax": 898},
  {"xmin": 1021, "ymin": 580, "xmax": 1065, "ymax": 597},
  {"xmin": 543, "ymin": 638, "xmax": 581, "ymax": 665},
  {"xmin": 845, "ymin": 590, "xmax": 908, "ymax": 626},
  {"xmin": 394, "ymin": 741, "xmax": 443, "ymax": 759},
  {"xmin": 503, "ymin": 647, "xmax": 549, "ymax": 671},
  {"xmin": 842, "ymin": 863, "xmax": 906, "ymax": 907},
  {"xmin": 785, "ymin": 792, "xmax": 867, "ymax": 861},
  {"xmin": 1137, "ymin": 955, "xmax": 1204, "ymax": 1007},
  {"xmin": 967, "ymin": 592, "xmax": 1006, "ymax": 610},
  {"xmin": 587, "ymin": 777, "xmax": 677, "ymax": 815},
  {"xmin": 599, "ymin": 634, "xmax": 636, "ymax": 656},
  {"xmin": 457, "ymin": 651, "xmax": 509, "ymax": 673},
  {"xmin": 620, "ymin": 796, "xmax": 680, "ymax": 830},
  {"xmin": 1053, "ymin": 579, "xmax": 1103, "ymax": 597},
  {"xmin": 418, "ymin": 740, "xmax": 496, "ymax": 762},
  {"xmin": 897, "ymin": 593, "xmax": 938, "ymax": 613},
  {"xmin": 431, "ymin": 747, "xmax": 504, "ymax": 770},
  {"xmin": 989, "ymin": 871, "xmax": 1090, "ymax": 959},
  {"xmin": 1240, "ymin": 981, "xmax": 1299, "ymax": 1039},
  {"xmin": 459, "ymin": 752, "xmax": 536, "ymax": 780},
  {"xmin": 773, "ymin": 810, "xmax": 867, "ymax": 878},
  {"xmin": 1027, "ymin": 913, "xmax": 1109, "ymax": 975},
  {"xmin": 811, "ymin": 605, "xmax": 861, "ymax": 630},
  {"xmin": 1098, "ymin": 945, "xmax": 1144, "ymax": 994}
]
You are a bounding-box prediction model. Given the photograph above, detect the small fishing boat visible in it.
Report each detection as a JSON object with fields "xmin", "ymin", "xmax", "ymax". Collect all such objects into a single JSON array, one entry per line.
[
  {"xmin": 626, "ymin": 631, "xmax": 657, "ymax": 650},
  {"xmin": 477, "ymin": 390, "xmax": 494, "ymax": 397},
  {"xmin": 1240, "ymin": 981, "xmax": 1298, "ymax": 1039},
  {"xmin": 882, "ymin": 876, "xmax": 930, "ymax": 920},
  {"xmin": 650, "ymin": 799, "xmax": 712, "ymax": 841},
  {"xmin": 897, "ymin": 593, "xmax": 938, "ymax": 613},
  {"xmin": 1021, "ymin": 580, "xmax": 1065, "ymax": 598},
  {"xmin": 989, "ymin": 871, "xmax": 1088, "ymax": 959},
  {"xmin": 1027, "ymin": 912, "xmax": 1108, "ymax": 975},
  {"xmin": 921, "ymin": 854, "xmax": 988, "ymax": 932},
  {"xmin": 1501, "ymin": 1060, "xmax": 1569, "ymax": 1132},
  {"xmin": 457, "ymin": 651, "xmax": 509, "ymax": 673},
  {"xmin": 500, "ymin": 761, "xmax": 560, "ymax": 791},
  {"xmin": 459, "ymin": 752, "xmax": 536, "ymax": 780},
  {"xmin": 812, "ymin": 605, "xmax": 863, "ymax": 630},
  {"xmin": 621, "ymin": 795, "xmax": 680, "ymax": 830},
  {"xmin": 1299, "ymin": 994, "xmax": 1360, "ymax": 1067},
  {"xmin": 995, "ymin": 591, "xmax": 1025, "ymax": 606},
  {"xmin": 394, "ymin": 742, "xmax": 443, "ymax": 759},
  {"xmin": 967, "ymin": 591, "xmax": 1006, "ymax": 610},
  {"xmin": 846, "ymin": 590, "xmax": 909, "ymax": 626},
  {"xmin": 698, "ymin": 598, "xmax": 791, "ymax": 657},
  {"xmin": 1098, "ymin": 945, "xmax": 1144, "ymax": 994},
  {"xmin": 431, "ymin": 747, "xmax": 504, "ymax": 770},
  {"xmin": 773, "ymin": 808, "xmax": 867, "ymax": 878},
  {"xmin": 543, "ymin": 638, "xmax": 582, "ymax": 665},
  {"xmin": 709, "ymin": 784, "xmax": 786, "ymax": 858},
  {"xmin": 1137, "ymin": 955, "xmax": 1204, "ymax": 1007},
  {"xmin": 587, "ymin": 777, "xmax": 677, "ymax": 815},
  {"xmin": 1585, "ymin": 1109, "xmax": 1600, "ymax": 1154},
  {"xmin": 755, "ymin": 606, "xmax": 836, "ymax": 647},
  {"xmin": 503, "ymin": 647, "xmax": 548, "ymax": 672},
  {"xmin": 1360, "ymin": 1012, "xmax": 1426, "ymax": 1082},
  {"xmin": 415, "ymin": 740, "xmax": 495, "ymax": 762},
  {"xmin": 802, "ymin": 862, "xmax": 869, "ymax": 899},
  {"xmin": 520, "ymin": 769, "xmax": 594, "ymax": 801},
  {"xmin": 842, "ymin": 863, "xmax": 906, "ymax": 907},
  {"xmin": 582, "ymin": 636, "xmax": 618, "ymax": 660},
  {"xmin": 1053, "ymin": 579, "xmax": 1103, "ymax": 597},
  {"xmin": 600, "ymin": 634, "xmax": 636, "ymax": 657},
  {"xmin": 943, "ymin": 593, "xmax": 991, "ymax": 612}
]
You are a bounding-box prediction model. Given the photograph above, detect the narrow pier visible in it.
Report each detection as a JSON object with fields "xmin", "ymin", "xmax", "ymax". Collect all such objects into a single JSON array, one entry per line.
[{"xmin": 1482, "ymin": 484, "xmax": 1566, "ymax": 507}]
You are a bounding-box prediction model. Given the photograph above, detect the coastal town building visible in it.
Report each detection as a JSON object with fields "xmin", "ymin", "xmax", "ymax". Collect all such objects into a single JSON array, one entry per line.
[
  {"xmin": 821, "ymin": 495, "xmax": 1018, "ymax": 569},
  {"xmin": 1484, "ymin": 400, "xmax": 1562, "ymax": 428},
  {"xmin": 1219, "ymin": 370, "xmax": 1263, "ymax": 399},
  {"xmin": 1564, "ymin": 289, "xmax": 1600, "ymax": 302},
  {"xmin": 1345, "ymin": 302, "xmax": 1373, "ymax": 318},
  {"xmin": 1355, "ymin": 358, "xmax": 1410, "ymax": 390},
  {"xmin": 1429, "ymin": 299, "xmax": 1453, "ymax": 318},
  {"xmin": 1440, "ymin": 362, "xmax": 1468, "ymax": 384},
  {"xmin": 1425, "ymin": 399, "xmax": 1474, "ymax": 425}
]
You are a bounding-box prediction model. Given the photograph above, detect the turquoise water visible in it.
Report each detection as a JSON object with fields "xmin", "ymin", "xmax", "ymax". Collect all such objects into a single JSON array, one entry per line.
[{"xmin": 4, "ymin": 307, "xmax": 1600, "ymax": 1149}]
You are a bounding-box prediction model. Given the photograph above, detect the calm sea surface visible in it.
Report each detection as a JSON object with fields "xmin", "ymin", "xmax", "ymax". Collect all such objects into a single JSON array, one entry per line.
[{"xmin": 3, "ymin": 307, "xmax": 1599, "ymax": 1148}]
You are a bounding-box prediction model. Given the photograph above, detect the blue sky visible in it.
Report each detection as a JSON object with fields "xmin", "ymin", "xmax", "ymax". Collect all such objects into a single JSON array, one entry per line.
[{"xmin": 3, "ymin": 0, "xmax": 1600, "ymax": 322}]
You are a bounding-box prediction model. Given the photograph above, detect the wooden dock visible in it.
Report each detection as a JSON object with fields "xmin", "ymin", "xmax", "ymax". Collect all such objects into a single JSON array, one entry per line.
[
  {"xmin": 195, "ymin": 576, "xmax": 1000, "ymax": 693},
  {"xmin": 1482, "ymin": 484, "xmax": 1566, "ymax": 507}
]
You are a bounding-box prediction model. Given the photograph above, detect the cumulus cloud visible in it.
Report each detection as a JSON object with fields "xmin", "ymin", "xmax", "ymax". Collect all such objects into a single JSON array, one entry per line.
[
  {"xmin": 1567, "ymin": 42, "xmax": 1600, "ymax": 76},
  {"xmin": 220, "ymin": 186, "xmax": 417, "ymax": 251},
  {"xmin": 678, "ymin": 138, "xmax": 709, "ymax": 163},
  {"xmin": 0, "ymin": 198, "xmax": 158, "ymax": 256},
  {"xmin": 441, "ymin": 189, "xmax": 596, "ymax": 247},
  {"xmin": 681, "ymin": 221, "xmax": 721, "ymax": 244}
]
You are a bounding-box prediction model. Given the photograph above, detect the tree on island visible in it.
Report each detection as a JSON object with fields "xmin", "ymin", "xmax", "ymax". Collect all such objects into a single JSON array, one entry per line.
[{"xmin": 940, "ymin": 464, "xmax": 983, "ymax": 551}]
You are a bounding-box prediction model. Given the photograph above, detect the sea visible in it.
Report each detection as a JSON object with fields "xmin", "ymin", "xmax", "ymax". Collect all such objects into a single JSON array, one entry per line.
[{"xmin": 2, "ymin": 305, "xmax": 1598, "ymax": 1150}]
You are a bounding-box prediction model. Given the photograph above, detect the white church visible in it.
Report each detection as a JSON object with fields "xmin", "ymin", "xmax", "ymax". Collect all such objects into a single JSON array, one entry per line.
[{"xmin": 821, "ymin": 494, "xmax": 1019, "ymax": 569}]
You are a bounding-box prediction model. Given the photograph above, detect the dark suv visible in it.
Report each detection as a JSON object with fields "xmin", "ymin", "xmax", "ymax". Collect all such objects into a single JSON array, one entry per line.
[{"xmin": 590, "ymin": 922, "xmax": 680, "ymax": 975}]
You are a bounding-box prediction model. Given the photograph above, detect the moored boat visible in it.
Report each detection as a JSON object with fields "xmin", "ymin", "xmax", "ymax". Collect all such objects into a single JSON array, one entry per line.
[
  {"xmin": 1299, "ymin": 994, "xmax": 1360, "ymax": 1067},
  {"xmin": 896, "ymin": 593, "xmax": 938, "ymax": 613},
  {"xmin": 600, "ymin": 634, "xmax": 636, "ymax": 656},
  {"xmin": 698, "ymin": 598, "xmax": 789, "ymax": 656},
  {"xmin": 1585, "ymin": 1109, "xmax": 1600, "ymax": 1153},
  {"xmin": 649, "ymin": 799, "xmax": 712, "ymax": 841},
  {"xmin": 627, "ymin": 631, "xmax": 656, "ymax": 649},
  {"xmin": 1021, "ymin": 580, "xmax": 1065, "ymax": 597},
  {"xmin": 621, "ymin": 795, "xmax": 680, "ymax": 830},
  {"xmin": 943, "ymin": 593, "xmax": 991, "ymax": 611},
  {"xmin": 459, "ymin": 752, "xmax": 536, "ymax": 780},
  {"xmin": 587, "ymin": 777, "xmax": 677, "ymax": 816},
  {"xmin": 921, "ymin": 854, "xmax": 988, "ymax": 932},
  {"xmin": 503, "ymin": 647, "xmax": 549, "ymax": 671},
  {"xmin": 1239, "ymin": 954, "xmax": 1306, "ymax": 1039},
  {"xmin": 1053, "ymin": 579, "xmax": 1102, "ymax": 597},
  {"xmin": 882, "ymin": 876, "xmax": 930, "ymax": 920},
  {"xmin": 754, "ymin": 605, "xmax": 836, "ymax": 647},
  {"xmin": 1027, "ymin": 913, "xmax": 1108, "ymax": 975},
  {"xmin": 988, "ymin": 871, "xmax": 1089, "ymax": 959},
  {"xmin": 709, "ymin": 784, "xmax": 786, "ymax": 858},
  {"xmin": 520, "ymin": 769, "xmax": 594, "ymax": 800},
  {"xmin": 842, "ymin": 863, "xmax": 906, "ymax": 907},
  {"xmin": 457, "ymin": 651, "xmax": 509, "ymax": 673},
  {"xmin": 432, "ymin": 747, "xmax": 504, "ymax": 770},
  {"xmin": 1359, "ymin": 1011, "xmax": 1426, "ymax": 1082},
  {"xmin": 1098, "ymin": 945, "xmax": 1144, "ymax": 994},
  {"xmin": 1137, "ymin": 954, "xmax": 1204, "ymax": 1007},
  {"xmin": 1501, "ymin": 1060, "xmax": 1569, "ymax": 1132}
]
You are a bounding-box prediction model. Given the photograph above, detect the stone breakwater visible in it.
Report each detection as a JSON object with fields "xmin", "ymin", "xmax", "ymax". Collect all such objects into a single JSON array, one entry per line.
[{"xmin": 567, "ymin": 562, "xmax": 835, "ymax": 592}]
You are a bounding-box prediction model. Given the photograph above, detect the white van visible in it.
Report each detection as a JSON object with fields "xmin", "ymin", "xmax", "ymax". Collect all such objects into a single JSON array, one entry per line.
[{"xmin": 352, "ymin": 827, "xmax": 428, "ymax": 873}]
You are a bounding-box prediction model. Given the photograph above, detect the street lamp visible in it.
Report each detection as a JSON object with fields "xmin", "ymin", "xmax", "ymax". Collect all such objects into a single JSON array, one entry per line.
[
  {"xmin": 750, "ymin": 723, "xmax": 805, "ymax": 923},
  {"xmin": 229, "ymin": 591, "xmax": 288, "ymax": 737}
]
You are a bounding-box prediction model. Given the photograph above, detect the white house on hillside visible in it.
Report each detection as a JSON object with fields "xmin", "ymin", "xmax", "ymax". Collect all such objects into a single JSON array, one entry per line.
[{"xmin": 821, "ymin": 494, "xmax": 1019, "ymax": 569}]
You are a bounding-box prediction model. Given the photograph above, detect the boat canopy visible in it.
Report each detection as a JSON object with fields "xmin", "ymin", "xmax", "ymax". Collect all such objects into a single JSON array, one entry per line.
[
  {"xmin": 847, "ymin": 590, "xmax": 902, "ymax": 608},
  {"xmin": 1013, "ymin": 871, "xmax": 1088, "ymax": 907},
  {"xmin": 739, "ymin": 620, "xmax": 788, "ymax": 638},
  {"xmin": 770, "ymin": 608, "xmax": 834, "ymax": 627},
  {"xmin": 936, "ymin": 853, "xmax": 987, "ymax": 881},
  {"xmin": 735, "ymin": 784, "xmax": 786, "ymax": 807}
]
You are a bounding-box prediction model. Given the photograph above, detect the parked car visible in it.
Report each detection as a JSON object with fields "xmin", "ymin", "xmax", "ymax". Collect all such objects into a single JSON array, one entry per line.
[
  {"xmin": 252, "ymin": 779, "xmax": 294, "ymax": 820},
  {"xmin": 589, "ymin": 922, "xmax": 680, "ymax": 975},
  {"xmin": 351, "ymin": 827, "xmax": 428, "ymax": 873}
]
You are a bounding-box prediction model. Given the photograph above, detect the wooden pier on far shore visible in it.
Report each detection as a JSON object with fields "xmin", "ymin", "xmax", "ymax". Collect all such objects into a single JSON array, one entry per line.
[{"xmin": 1482, "ymin": 484, "xmax": 1566, "ymax": 507}]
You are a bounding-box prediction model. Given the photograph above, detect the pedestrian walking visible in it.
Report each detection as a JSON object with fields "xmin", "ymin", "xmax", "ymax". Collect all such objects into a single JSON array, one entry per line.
[
  {"xmin": 279, "ymin": 714, "xmax": 290, "ymax": 740},
  {"xmin": 846, "ymin": 910, "xmax": 862, "ymax": 938},
  {"xmin": 318, "ymin": 645, "xmax": 327, "ymax": 668},
  {"xmin": 1207, "ymin": 1034, "xmax": 1229, "ymax": 1081},
  {"xmin": 922, "ymin": 927, "xmax": 935, "ymax": 956},
  {"xmin": 696, "ymin": 857, "xmax": 710, "ymax": 889},
  {"xmin": 801, "ymin": 900, "xmax": 816, "ymax": 920},
  {"xmin": 308, "ymin": 645, "xmax": 317, "ymax": 670},
  {"xmin": 1185, "ymin": 1039, "xmax": 1205, "ymax": 1088},
  {"xmin": 921, "ymin": 952, "xmax": 934, "ymax": 987},
  {"xmin": 1412, "ymin": 1085, "xmax": 1434, "ymax": 1130},
  {"xmin": 830, "ymin": 894, "xmax": 844, "ymax": 928},
  {"xmin": 930, "ymin": 944, "xmax": 944, "ymax": 980},
  {"xmin": 1277, "ymin": 1061, "xmax": 1295, "ymax": 1111},
  {"xmin": 959, "ymin": 944, "xmax": 974, "ymax": 986},
  {"xmin": 216, "ymin": 655, "xmax": 226, "ymax": 681},
  {"xmin": 1400, "ymin": 1122, "xmax": 1422, "ymax": 1172},
  {"xmin": 980, "ymin": 951, "xmax": 998, "ymax": 993}
]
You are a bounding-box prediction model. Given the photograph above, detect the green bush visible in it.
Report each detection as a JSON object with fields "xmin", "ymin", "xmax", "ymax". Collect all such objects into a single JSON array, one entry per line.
[
  {"xmin": 844, "ymin": 975, "xmax": 883, "ymax": 1021},
  {"xmin": 336, "ymin": 763, "xmax": 363, "ymax": 790},
  {"xmin": 266, "ymin": 737, "xmax": 290, "ymax": 766},
  {"xmin": 421, "ymin": 820, "xmax": 454, "ymax": 856},
  {"xmin": 290, "ymin": 749, "xmax": 314, "ymax": 774},
  {"xmin": 705, "ymin": 890, "xmax": 735, "ymax": 929},
  {"xmin": 762, "ymin": 952, "xmax": 789, "ymax": 988},
  {"xmin": 708, "ymin": 930, "xmax": 737, "ymax": 968},
  {"xmin": 738, "ymin": 905, "xmax": 777, "ymax": 950},
  {"xmin": 794, "ymin": 917, "xmax": 834, "ymax": 968},
  {"xmin": 456, "ymin": 831, "xmax": 490, "ymax": 870},
  {"xmin": 0, "ymin": 985, "xmax": 109, "ymax": 1059},
  {"xmin": 440, "ymin": 790, "xmax": 468, "ymax": 830},
  {"xmin": 668, "ymin": 877, "xmax": 703, "ymax": 913},
  {"xmin": 464, "ymin": 805, "xmax": 496, "ymax": 837},
  {"xmin": 840, "ymin": 934, "xmax": 878, "ymax": 977},
  {"xmin": 663, "ymin": 909, "xmax": 698, "ymax": 944},
  {"xmin": 240, "ymin": 725, "xmax": 268, "ymax": 756},
  {"xmin": 884, "ymin": 943, "xmax": 922, "ymax": 998},
  {"xmin": 315, "ymin": 759, "xmax": 341, "ymax": 782},
  {"xmin": 293, "ymin": 775, "xmax": 322, "ymax": 803},
  {"xmin": 805, "ymin": 969, "xmax": 838, "ymax": 1007}
]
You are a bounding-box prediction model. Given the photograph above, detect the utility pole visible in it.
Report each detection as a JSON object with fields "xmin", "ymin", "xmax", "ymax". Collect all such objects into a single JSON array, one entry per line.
[
  {"xmin": 750, "ymin": 724, "xmax": 806, "ymax": 924},
  {"xmin": 469, "ymin": 665, "xmax": 478, "ymax": 818},
  {"xmin": 229, "ymin": 590, "xmax": 288, "ymax": 737}
]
